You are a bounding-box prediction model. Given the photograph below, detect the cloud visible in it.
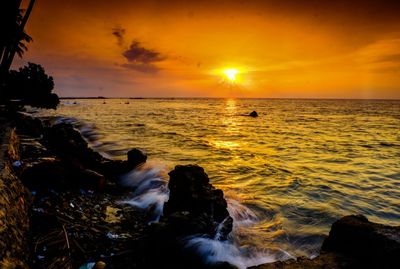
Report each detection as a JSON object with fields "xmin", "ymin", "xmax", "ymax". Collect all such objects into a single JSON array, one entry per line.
[
  {"xmin": 112, "ymin": 26, "xmax": 126, "ymax": 46},
  {"xmin": 123, "ymin": 41, "xmax": 164, "ymax": 64},
  {"xmin": 122, "ymin": 41, "xmax": 165, "ymax": 73}
]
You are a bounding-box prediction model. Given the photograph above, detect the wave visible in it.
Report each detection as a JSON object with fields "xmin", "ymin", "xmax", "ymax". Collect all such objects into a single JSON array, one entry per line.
[
  {"xmin": 184, "ymin": 236, "xmax": 294, "ymax": 269},
  {"xmin": 117, "ymin": 161, "xmax": 284, "ymax": 268},
  {"xmin": 118, "ymin": 162, "xmax": 170, "ymax": 223},
  {"xmin": 53, "ymin": 116, "xmax": 119, "ymax": 158}
]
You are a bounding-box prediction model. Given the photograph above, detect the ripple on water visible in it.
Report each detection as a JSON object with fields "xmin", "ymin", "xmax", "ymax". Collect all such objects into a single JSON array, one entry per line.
[{"xmin": 37, "ymin": 98, "xmax": 400, "ymax": 264}]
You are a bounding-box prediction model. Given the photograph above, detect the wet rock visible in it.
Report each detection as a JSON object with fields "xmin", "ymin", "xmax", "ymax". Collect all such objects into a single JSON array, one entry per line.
[
  {"xmin": 252, "ymin": 215, "xmax": 400, "ymax": 269},
  {"xmin": 140, "ymin": 165, "xmax": 234, "ymax": 269},
  {"xmin": 80, "ymin": 169, "xmax": 106, "ymax": 191},
  {"xmin": 20, "ymin": 157, "xmax": 67, "ymax": 190},
  {"xmin": 43, "ymin": 123, "xmax": 105, "ymax": 169},
  {"xmin": 20, "ymin": 157, "xmax": 106, "ymax": 191},
  {"xmin": 163, "ymin": 165, "xmax": 232, "ymax": 239},
  {"xmin": 43, "ymin": 123, "xmax": 145, "ymax": 178},
  {"xmin": 127, "ymin": 148, "xmax": 147, "ymax": 167},
  {"xmin": 15, "ymin": 112, "xmax": 44, "ymax": 137},
  {"xmin": 249, "ymin": 111, "xmax": 258, "ymax": 117},
  {"xmin": 321, "ymin": 215, "xmax": 399, "ymax": 267},
  {"xmin": 101, "ymin": 159, "xmax": 137, "ymax": 178}
]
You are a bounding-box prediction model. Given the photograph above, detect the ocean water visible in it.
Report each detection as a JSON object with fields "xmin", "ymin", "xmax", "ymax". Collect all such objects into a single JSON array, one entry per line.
[{"xmin": 37, "ymin": 98, "xmax": 400, "ymax": 267}]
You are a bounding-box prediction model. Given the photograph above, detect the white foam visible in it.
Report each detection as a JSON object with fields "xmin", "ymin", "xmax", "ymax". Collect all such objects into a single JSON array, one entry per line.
[
  {"xmin": 118, "ymin": 162, "xmax": 169, "ymax": 222},
  {"xmin": 118, "ymin": 163, "xmax": 293, "ymax": 267},
  {"xmin": 226, "ymin": 198, "xmax": 259, "ymax": 226},
  {"xmin": 184, "ymin": 236, "xmax": 294, "ymax": 269}
]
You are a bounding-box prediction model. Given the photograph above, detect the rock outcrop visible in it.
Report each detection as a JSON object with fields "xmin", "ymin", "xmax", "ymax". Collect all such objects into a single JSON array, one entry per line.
[
  {"xmin": 252, "ymin": 215, "xmax": 400, "ymax": 269},
  {"xmin": 142, "ymin": 165, "xmax": 233, "ymax": 269},
  {"xmin": 321, "ymin": 215, "xmax": 399, "ymax": 267},
  {"xmin": 163, "ymin": 165, "xmax": 232, "ymax": 239},
  {"xmin": 42, "ymin": 122, "xmax": 146, "ymax": 179}
]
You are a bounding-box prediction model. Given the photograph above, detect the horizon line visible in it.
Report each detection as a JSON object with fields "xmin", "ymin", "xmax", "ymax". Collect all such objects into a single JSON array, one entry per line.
[{"xmin": 59, "ymin": 96, "xmax": 400, "ymax": 101}]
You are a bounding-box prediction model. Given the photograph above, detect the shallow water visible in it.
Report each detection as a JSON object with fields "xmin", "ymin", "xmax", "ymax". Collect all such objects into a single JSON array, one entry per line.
[{"xmin": 37, "ymin": 98, "xmax": 400, "ymax": 264}]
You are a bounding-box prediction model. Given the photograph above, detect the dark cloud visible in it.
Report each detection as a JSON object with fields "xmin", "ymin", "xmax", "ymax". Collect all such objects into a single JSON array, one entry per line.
[
  {"xmin": 123, "ymin": 41, "xmax": 164, "ymax": 63},
  {"xmin": 112, "ymin": 26, "xmax": 126, "ymax": 47},
  {"xmin": 122, "ymin": 41, "xmax": 165, "ymax": 73}
]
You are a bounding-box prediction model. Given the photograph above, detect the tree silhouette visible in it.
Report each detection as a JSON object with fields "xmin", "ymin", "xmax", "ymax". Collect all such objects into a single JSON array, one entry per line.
[
  {"xmin": 0, "ymin": 0, "xmax": 35, "ymax": 82},
  {"xmin": 4, "ymin": 62, "xmax": 59, "ymax": 109}
]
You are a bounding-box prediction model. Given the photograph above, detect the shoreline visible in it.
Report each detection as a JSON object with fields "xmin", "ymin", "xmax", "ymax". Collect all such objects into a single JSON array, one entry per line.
[{"xmin": 0, "ymin": 110, "xmax": 399, "ymax": 268}]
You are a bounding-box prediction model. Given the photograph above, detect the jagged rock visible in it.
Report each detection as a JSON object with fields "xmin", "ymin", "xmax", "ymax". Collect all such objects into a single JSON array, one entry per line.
[
  {"xmin": 249, "ymin": 111, "xmax": 258, "ymax": 117},
  {"xmin": 321, "ymin": 215, "xmax": 399, "ymax": 267},
  {"xmin": 141, "ymin": 165, "xmax": 234, "ymax": 269},
  {"xmin": 163, "ymin": 165, "xmax": 232, "ymax": 239}
]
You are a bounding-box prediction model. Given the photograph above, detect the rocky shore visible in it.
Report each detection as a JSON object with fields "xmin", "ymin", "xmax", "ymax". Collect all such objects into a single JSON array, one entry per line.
[{"xmin": 0, "ymin": 110, "xmax": 399, "ymax": 269}]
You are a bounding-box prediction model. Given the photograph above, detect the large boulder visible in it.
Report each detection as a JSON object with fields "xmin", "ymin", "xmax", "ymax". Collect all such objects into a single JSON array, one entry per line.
[
  {"xmin": 321, "ymin": 215, "xmax": 399, "ymax": 267},
  {"xmin": 252, "ymin": 215, "xmax": 400, "ymax": 269},
  {"xmin": 163, "ymin": 164, "xmax": 233, "ymax": 239},
  {"xmin": 141, "ymin": 165, "xmax": 233, "ymax": 269}
]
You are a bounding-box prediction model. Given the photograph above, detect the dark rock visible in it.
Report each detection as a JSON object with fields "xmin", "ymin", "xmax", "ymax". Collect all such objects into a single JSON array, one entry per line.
[
  {"xmin": 163, "ymin": 165, "xmax": 232, "ymax": 239},
  {"xmin": 15, "ymin": 112, "xmax": 44, "ymax": 137},
  {"xmin": 80, "ymin": 169, "xmax": 106, "ymax": 191},
  {"xmin": 100, "ymin": 148, "xmax": 147, "ymax": 178},
  {"xmin": 127, "ymin": 148, "xmax": 147, "ymax": 167},
  {"xmin": 140, "ymin": 165, "xmax": 234, "ymax": 269},
  {"xmin": 43, "ymin": 123, "xmax": 105, "ymax": 169},
  {"xmin": 20, "ymin": 157, "xmax": 69, "ymax": 191},
  {"xmin": 321, "ymin": 215, "xmax": 399, "ymax": 267},
  {"xmin": 100, "ymin": 159, "xmax": 139, "ymax": 178},
  {"xmin": 42, "ymin": 123, "xmax": 145, "ymax": 178},
  {"xmin": 252, "ymin": 215, "xmax": 400, "ymax": 269},
  {"xmin": 20, "ymin": 157, "xmax": 106, "ymax": 191},
  {"xmin": 249, "ymin": 111, "xmax": 258, "ymax": 117}
]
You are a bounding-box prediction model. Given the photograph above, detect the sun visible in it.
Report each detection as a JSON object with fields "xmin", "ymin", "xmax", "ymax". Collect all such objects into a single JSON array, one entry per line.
[{"xmin": 223, "ymin": 68, "xmax": 239, "ymax": 82}]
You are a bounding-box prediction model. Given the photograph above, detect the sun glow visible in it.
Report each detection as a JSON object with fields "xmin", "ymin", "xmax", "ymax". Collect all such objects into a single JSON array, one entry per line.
[{"xmin": 223, "ymin": 68, "xmax": 239, "ymax": 82}]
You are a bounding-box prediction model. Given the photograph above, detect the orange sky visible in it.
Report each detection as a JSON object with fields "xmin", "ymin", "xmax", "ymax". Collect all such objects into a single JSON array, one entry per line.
[{"xmin": 14, "ymin": 0, "xmax": 400, "ymax": 98}]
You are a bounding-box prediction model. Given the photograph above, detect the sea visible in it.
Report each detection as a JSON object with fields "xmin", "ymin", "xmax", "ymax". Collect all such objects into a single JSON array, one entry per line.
[{"xmin": 36, "ymin": 98, "xmax": 400, "ymax": 268}]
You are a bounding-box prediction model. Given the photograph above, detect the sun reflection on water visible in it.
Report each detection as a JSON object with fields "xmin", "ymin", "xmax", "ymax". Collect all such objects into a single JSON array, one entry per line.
[{"xmin": 38, "ymin": 98, "xmax": 400, "ymax": 259}]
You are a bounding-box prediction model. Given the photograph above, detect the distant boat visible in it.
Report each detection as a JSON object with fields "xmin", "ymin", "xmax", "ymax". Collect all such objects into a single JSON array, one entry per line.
[{"xmin": 125, "ymin": 101, "xmax": 130, "ymax": 104}]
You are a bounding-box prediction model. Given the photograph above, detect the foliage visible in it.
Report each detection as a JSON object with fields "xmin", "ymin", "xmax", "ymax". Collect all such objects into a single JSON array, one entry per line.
[
  {"xmin": 3, "ymin": 63, "xmax": 59, "ymax": 109},
  {"xmin": 0, "ymin": 0, "xmax": 35, "ymax": 80}
]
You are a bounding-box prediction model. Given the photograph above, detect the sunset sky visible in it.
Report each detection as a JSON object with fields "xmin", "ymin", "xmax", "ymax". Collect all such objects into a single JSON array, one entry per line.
[{"xmin": 14, "ymin": 0, "xmax": 400, "ymax": 98}]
